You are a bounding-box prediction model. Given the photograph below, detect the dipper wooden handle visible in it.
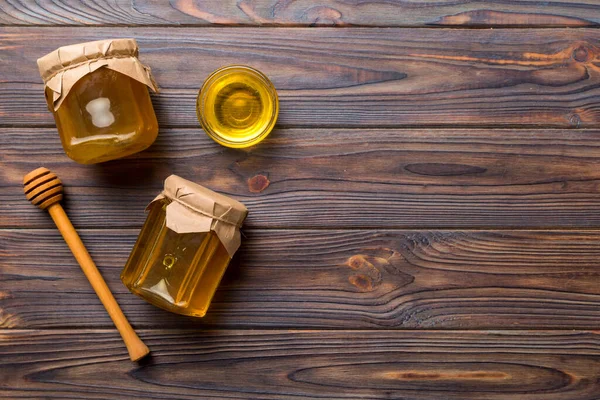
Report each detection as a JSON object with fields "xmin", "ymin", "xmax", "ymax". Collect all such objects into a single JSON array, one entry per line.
[{"xmin": 23, "ymin": 167, "xmax": 150, "ymax": 362}]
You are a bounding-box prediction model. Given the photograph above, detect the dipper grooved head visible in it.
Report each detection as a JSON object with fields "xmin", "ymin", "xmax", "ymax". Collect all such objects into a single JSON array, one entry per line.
[{"xmin": 23, "ymin": 167, "xmax": 64, "ymax": 209}]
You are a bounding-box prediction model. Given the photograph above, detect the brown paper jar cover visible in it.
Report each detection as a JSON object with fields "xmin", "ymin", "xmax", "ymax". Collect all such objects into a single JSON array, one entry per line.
[
  {"xmin": 37, "ymin": 38, "xmax": 159, "ymax": 111},
  {"xmin": 151, "ymin": 175, "xmax": 248, "ymax": 257},
  {"xmin": 120, "ymin": 176, "xmax": 248, "ymax": 317}
]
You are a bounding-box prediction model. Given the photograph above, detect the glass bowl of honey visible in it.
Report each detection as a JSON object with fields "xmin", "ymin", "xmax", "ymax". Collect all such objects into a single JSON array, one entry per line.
[{"xmin": 197, "ymin": 65, "xmax": 278, "ymax": 148}]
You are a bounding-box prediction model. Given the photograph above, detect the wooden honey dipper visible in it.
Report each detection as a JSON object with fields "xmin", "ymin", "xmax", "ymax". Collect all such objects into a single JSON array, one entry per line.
[{"xmin": 23, "ymin": 167, "xmax": 150, "ymax": 362}]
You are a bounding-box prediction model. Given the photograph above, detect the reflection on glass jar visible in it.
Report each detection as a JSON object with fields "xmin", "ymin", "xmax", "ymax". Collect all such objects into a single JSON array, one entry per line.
[{"xmin": 51, "ymin": 68, "xmax": 158, "ymax": 164}]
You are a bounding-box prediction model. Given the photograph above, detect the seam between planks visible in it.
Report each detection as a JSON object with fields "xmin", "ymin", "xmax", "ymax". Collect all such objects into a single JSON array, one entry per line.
[
  {"xmin": 1, "ymin": 24, "xmax": 598, "ymax": 29},
  {"xmin": 0, "ymin": 124, "xmax": 597, "ymax": 130},
  {"xmin": 3, "ymin": 227, "xmax": 600, "ymax": 232},
  {"xmin": 1, "ymin": 327, "xmax": 597, "ymax": 332}
]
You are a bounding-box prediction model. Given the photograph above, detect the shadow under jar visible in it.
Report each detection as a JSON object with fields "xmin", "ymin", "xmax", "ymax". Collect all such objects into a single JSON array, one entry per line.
[
  {"xmin": 37, "ymin": 38, "xmax": 159, "ymax": 164},
  {"xmin": 121, "ymin": 175, "xmax": 248, "ymax": 317}
]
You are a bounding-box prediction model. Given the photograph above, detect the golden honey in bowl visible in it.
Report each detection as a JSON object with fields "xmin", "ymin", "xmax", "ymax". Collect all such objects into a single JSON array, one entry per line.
[{"xmin": 197, "ymin": 65, "xmax": 278, "ymax": 148}]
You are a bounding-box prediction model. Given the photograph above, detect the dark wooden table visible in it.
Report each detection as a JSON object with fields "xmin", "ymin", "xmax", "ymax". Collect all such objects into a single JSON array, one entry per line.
[{"xmin": 2, "ymin": 1, "xmax": 600, "ymax": 399}]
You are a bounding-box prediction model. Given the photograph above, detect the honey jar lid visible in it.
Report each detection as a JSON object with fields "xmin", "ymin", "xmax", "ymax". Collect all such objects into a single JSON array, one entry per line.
[
  {"xmin": 150, "ymin": 175, "xmax": 248, "ymax": 257},
  {"xmin": 37, "ymin": 38, "xmax": 158, "ymax": 111}
]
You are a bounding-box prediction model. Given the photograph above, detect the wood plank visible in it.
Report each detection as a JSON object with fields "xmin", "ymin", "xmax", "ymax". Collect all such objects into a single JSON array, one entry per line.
[
  {"xmin": 3, "ymin": 228, "xmax": 600, "ymax": 329},
  {"xmin": 1, "ymin": 0, "xmax": 599, "ymax": 27},
  {"xmin": 2, "ymin": 27, "xmax": 600, "ymax": 128},
  {"xmin": 3, "ymin": 127, "xmax": 600, "ymax": 229},
  {"xmin": 2, "ymin": 329, "xmax": 600, "ymax": 399}
]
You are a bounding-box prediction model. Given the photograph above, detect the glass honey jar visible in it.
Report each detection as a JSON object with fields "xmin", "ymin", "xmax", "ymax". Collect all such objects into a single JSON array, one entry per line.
[
  {"xmin": 37, "ymin": 39, "xmax": 159, "ymax": 164},
  {"xmin": 197, "ymin": 65, "xmax": 278, "ymax": 148},
  {"xmin": 121, "ymin": 175, "xmax": 248, "ymax": 317}
]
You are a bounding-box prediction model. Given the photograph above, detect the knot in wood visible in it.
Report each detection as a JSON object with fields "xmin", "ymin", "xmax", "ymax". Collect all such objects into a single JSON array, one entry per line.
[
  {"xmin": 248, "ymin": 174, "xmax": 270, "ymax": 193},
  {"xmin": 573, "ymin": 45, "xmax": 590, "ymax": 63}
]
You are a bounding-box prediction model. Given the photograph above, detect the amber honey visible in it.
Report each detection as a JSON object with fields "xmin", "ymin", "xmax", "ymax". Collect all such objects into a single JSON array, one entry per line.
[
  {"xmin": 197, "ymin": 65, "xmax": 278, "ymax": 148},
  {"xmin": 52, "ymin": 68, "xmax": 158, "ymax": 164},
  {"xmin": 121, "ymin": 198, "xmax": 232, "ymax": 317}
]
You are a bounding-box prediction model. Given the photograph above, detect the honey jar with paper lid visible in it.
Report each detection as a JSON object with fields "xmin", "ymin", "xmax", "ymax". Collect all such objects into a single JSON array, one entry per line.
[
  {"xmin": 120, "ymin": 175, "xmax": 248, "ymax": 317},
  {"xmin": 37, "ymin": 39, "xmax": 159, "ymax": 164}
]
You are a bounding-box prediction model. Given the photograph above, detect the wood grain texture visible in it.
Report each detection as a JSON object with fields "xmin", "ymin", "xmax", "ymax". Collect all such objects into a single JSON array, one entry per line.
[
  {"xmin": 4, "ymin": 9, "xmax": 600, "ymax": 399},
  {"xmin": 3, "ymin": 127, "xmax": 600, "ymax": 229},
  {"xmin": 1, "ymin": 0, "xmax": 599, "ymax": 27},
  {"xmin": 2, "ymin": 27, "xmax": 600, "ymax": 128},
  {"xmin": 3, "ymin": 228, "xmax": 600, "ymax": 329},
  {"xmin": 2, "ymin": 329, "xmax": 600, "ymax": 399}
]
